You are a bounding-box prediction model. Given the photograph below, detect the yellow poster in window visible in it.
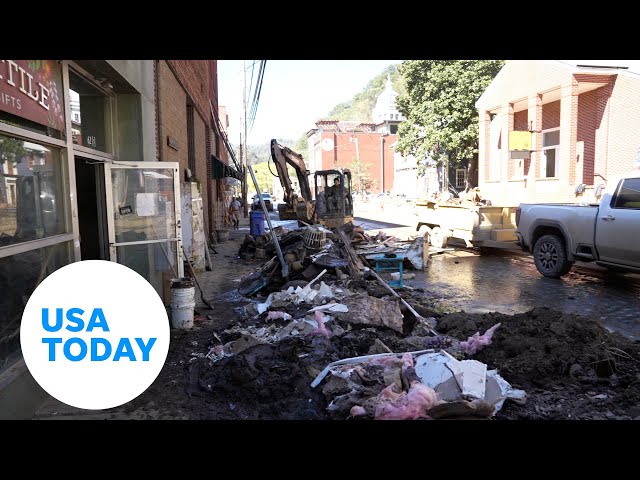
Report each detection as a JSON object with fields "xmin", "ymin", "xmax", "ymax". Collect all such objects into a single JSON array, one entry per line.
[{"xmin": 509, "ymin": 131, "xmax": 532, "ymax": 151}]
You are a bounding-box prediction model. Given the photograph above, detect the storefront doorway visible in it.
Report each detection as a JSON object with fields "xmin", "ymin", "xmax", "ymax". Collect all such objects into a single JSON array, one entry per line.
[{"xmin": 75, "ymin": 156, "xmax": 108, "ymax": 260}]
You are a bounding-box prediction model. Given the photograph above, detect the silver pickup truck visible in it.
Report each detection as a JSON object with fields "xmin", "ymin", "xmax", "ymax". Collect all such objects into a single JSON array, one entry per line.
[{"xmin": 515, "ymin": 171, "xmax": 640, "ymax": 278}]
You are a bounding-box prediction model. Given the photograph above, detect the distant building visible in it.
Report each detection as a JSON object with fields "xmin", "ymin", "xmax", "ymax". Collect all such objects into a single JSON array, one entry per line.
[
  {"xmin": 373, "ymin": 74, "xmax": 406, "ymax": 128},
  {"xmin": 305, "ymin": 75, "xmax": 404, "ymax": 194}
]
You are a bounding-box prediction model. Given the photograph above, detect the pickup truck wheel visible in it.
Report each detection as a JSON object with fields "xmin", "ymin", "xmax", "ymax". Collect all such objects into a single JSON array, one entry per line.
[
  {"xmin": 533, "ymin": 234, "xmax": 572, "ymax": 278},
  {"xmin": 429, "ymin": 227, "xmax": 449, "ymax": 249}
]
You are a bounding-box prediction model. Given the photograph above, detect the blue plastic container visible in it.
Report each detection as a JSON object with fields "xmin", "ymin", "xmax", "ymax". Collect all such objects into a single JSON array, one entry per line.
[{"xmin": 250, "ymin": 210, "xmax": 265, "ymax": 236}]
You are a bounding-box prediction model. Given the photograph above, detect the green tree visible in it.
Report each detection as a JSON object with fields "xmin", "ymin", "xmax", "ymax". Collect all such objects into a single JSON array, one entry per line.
[
  {"xmin": 293, "ymin": 134, "xmax": 307, "ymax": 155},
  {"xmin": 249, "ymin": 162, "xmax": 276, "ymax": 196},
  {"xmin": 0, "ymin": 134, "xmax": 27, "ymax": 204},
  {"xmin": 349, "ymin": 156, "xmax": 374, "ymax": 194},
  {"xmin": 328, "ymin": 65, "xmax": 404, "ymax": 121},
  {"xmin": 395, "ymin": 60, "xmax": 504, "ymax": 183},
  {"xmin": 0, "ymin": 137, "xmax": 27, "ymax": 164}
]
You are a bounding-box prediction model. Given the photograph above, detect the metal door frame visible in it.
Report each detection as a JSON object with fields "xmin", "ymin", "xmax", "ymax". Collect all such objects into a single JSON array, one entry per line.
[{"xmin": 104, "ymin": 161, "xmax": 183, "ymax": 278}]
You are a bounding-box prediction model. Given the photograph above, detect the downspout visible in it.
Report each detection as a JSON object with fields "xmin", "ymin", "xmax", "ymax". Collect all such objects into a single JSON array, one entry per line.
[{"xmin": 155, "ymin": 60, "xmax": 163, "ymax": 161}]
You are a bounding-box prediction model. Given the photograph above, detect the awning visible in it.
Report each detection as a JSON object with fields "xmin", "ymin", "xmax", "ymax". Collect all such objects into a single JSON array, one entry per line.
[{"xmin": 212, "ymin": 155, "xmax": 243, "ymax": 180}]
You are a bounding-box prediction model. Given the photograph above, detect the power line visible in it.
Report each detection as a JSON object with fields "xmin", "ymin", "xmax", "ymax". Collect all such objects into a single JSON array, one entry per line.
[
  {"xmin": 248, "ymin": 60, "xmax": 266, "ymax": 131},
  {"xmin": 247, "ymin": 60, "xmax": 256, "ymax": 106},
  {"xmin": 248, "ymin": 61, "xmax": 264, "ymax": 130}
]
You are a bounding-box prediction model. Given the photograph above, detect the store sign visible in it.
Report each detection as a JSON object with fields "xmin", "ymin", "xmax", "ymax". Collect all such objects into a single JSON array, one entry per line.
[
  {"xmin": 167, "ymin": 136, "xmax": 180, "ymax": 151},
  {"xmin": 509, "ymin": 131, "xmax": 532, "ymax": 151},
  {"xmin": 119, "ymin": 205, "xmax": 133, "ymax": 215},
  {"xmin": 0, "ymin": 60, "xmax": 65, "ymax": 132}
]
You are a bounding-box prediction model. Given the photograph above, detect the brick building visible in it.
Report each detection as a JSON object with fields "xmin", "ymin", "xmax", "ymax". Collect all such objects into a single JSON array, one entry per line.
[
  {"xmin": 157, "ymin": 60, "xmax": 226, "ymax": 233},
  {"xmin": 476, "ymin": 60, "xmax": 640, "ymax": 205},
  {"xmin": 305, "ymin": 76, "xmax": 404, "ymax": 194},
  {"xmin": 0, "ymin": 59, "xmax": 236, "ymax": 418}
]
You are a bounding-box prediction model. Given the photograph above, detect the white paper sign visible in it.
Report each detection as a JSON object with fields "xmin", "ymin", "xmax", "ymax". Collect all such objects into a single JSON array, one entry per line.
[{"xmin": 136, "ymin": 193, "xmax": 159, "ymax": 216}]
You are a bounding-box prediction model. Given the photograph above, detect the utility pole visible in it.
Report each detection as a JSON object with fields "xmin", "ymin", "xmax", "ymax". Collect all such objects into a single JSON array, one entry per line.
[{"xmin": 241, "ymin": 60, "xmax": 248, "ymax": 217}]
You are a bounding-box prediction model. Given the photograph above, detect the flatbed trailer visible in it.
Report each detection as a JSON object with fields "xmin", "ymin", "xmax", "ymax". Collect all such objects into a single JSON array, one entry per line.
[{"xmin": 415, "ymin": 200, "xmax": 519, "ymax": 250}]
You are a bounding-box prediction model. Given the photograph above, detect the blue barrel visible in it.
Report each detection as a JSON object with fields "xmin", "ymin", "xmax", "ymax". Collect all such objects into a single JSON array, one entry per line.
[{"xmin": 250, "ymin": 210, "xmax": 265, "ymax": 236}]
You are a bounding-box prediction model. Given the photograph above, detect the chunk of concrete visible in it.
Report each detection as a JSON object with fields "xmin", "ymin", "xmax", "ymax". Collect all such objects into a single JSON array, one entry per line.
[
  {"xmin": 341, "ymin": 293, "xmax": 404, "ymax": 333},
  {"xmin": 367, "ymin": 339, "xmax": 393, "ymax": 355}
]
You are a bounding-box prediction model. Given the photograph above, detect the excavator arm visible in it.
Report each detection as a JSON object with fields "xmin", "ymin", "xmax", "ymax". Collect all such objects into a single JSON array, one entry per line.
[
  {"xmin": 270, "ymin": 139, "xmax": 315, "ymax": 224},
  {"xmin": 270, "ymin": 139, "xmax": 312, "ymax": 203}
]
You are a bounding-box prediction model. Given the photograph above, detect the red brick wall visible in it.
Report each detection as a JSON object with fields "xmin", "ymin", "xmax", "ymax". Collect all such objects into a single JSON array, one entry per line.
[
  {"xmin": 159, "ymin": 60, "xmax": 218, "ymax": 231},
  {"xmin": 168, "ymin": 60, "xmax": 212, "ymax": 125},
  {"xmin": 542, "ymin": 100, "xmax": 560, "ymax": 130},
  {"xmin": 514, "ymin": 110, "xmax": 528, "ymax": 131},
  {"xmin": 158, "ymin": 61, "xmax": 188, "ymax": 175},
  {"xmin": 577, "ymin": 89, "xmax": 599, "ymax": 185},
  {"xmin": 319, "ymin": 132, "xmax": 396, "ymax": 193}
]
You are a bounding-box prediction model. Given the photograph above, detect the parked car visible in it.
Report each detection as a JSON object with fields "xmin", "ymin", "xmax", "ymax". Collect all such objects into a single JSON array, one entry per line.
[
  {"xmin": 252, "ymin": 192, "xmax": 274, "ymax": 211},
  {"xmin": 515, "ymin": 170, "xmax": 640, "ymax": 278}
]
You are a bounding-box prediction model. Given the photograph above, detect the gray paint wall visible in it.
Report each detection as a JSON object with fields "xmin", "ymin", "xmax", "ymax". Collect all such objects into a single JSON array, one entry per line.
[{"xmin": 107, "ymin": 60, "xmax": 157, "ymax": 162}]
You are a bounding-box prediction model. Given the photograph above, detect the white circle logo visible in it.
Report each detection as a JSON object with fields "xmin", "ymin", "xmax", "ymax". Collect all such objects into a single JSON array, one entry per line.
[{"xmin": 20, "ymin": 260, "xmax": 170, "ymax": 410}]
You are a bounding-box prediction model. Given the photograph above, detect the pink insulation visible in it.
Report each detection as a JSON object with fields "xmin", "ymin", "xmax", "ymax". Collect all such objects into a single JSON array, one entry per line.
[
  {"xmin": 350, "ymin": 405, "xmax": 367, "ymax": 417},
  {"xmin": 309, "ymin": 311, "xmax": 331, "ymax": 338},
  {"xmin": 460, "ymin": 322, "xmax": 502, "ymax": 355},
  {"xmin": 374, "ymin": 382, "xmax": 438, "ymax": 420},
  {"xmin": 402, "ymin": 352, "xmax": 414, "ymax": 368},
  {"xmin": 266, "ymin": 311, "xmax": 292, "ymax": 321}
]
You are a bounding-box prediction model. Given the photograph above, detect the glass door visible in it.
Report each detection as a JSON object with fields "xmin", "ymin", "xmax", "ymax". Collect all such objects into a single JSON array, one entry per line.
[{"xmin": 104, "ymin": 162, "xmax": 183, "ymax": 302}]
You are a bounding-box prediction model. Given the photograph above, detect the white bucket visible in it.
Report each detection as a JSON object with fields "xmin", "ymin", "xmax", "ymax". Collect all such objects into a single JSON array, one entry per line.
[{"xmin": 170, "ymin": 278, "xmax": 196, "ymax": 329}]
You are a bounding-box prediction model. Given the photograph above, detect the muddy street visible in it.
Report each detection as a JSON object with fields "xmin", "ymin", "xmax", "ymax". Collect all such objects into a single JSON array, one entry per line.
[
  {"xmin": 32, "ymin": 214, "xmax": 640, "ymax": 421},
  {"xmin": 352, "ymin": 209, "xmax": 640, "ymax": 341},
  {"xmin": 414, "ymin": 247, "xmax": 640, "ymax": 341}
]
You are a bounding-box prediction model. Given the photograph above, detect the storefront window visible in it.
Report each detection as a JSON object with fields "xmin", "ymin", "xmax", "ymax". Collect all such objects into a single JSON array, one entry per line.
[
  {"xmin": 0, "ymin": 134, "xmax": 67, "ymax": 246},
  {"xmin": 0, "ymin": 241, "xmax": 72, "ymax": 373},
  {"xmin": 69, "ymin": 70, "xmax": 113, "ymax": 153}
]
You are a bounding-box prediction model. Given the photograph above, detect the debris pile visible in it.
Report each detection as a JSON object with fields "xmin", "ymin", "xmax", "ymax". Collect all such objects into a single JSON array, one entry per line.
[
  {"xmin": 170, "ymin": 220, "xmax": 640, "ymax": 421},
  {"xmin": 318, "ymin": 350, "xmax": 525, "ymax": 420},
  {"xmin": 237, "ymin": 222, "xmax": 426, "ymax": 295}
]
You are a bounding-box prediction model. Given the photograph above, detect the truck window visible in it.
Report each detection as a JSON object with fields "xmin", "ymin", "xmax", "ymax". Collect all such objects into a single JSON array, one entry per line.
[{"xmin": 612, "ymin": 178, "xmax": 640, "ymax": 209}]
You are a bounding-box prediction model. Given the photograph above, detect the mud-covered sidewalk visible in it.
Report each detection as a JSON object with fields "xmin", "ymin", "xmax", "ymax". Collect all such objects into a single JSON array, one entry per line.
[{"xmin": 33, "ymin": 217, "xmax": 640, "ymax": 420}]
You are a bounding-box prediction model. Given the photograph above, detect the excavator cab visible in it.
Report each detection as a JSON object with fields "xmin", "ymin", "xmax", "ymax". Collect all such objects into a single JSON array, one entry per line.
[
  {"xmin": 269, "ymin": 140, "xmax": 353, "ymax": 228},
  {"xmin": 314, "ymin": 169, "xmax": 353, "ymax": 229}
]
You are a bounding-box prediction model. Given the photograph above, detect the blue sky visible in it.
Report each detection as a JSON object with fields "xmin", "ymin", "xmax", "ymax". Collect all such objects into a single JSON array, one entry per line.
[{"xmin": 217, "ymin": 60, "xmax": 402, "ymax": 146}]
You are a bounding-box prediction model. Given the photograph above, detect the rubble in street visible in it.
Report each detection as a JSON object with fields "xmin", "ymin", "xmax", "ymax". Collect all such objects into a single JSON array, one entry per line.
[{"xmin": 133, "ymin": 220, "xmax": 640, "ymax": 421}]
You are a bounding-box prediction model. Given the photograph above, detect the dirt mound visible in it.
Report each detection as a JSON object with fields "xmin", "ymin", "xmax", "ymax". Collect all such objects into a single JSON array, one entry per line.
[
  {"xmin": 196, "ymin": 329, "xmax": 402, "ymax": 420},
  {"xmin": 437, "ymin": 307, "xmax": 640, "ymax": 419}
]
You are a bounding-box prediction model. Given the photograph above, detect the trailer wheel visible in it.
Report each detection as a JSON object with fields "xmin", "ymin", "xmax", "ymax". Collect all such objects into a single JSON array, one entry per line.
[
  {"xmin": 533, "ymin": 234, "xmax": 573, "ymax": 278},
  {"xmin": 429, "ymin": 227, "xmax": 449, "ymax": 249}
]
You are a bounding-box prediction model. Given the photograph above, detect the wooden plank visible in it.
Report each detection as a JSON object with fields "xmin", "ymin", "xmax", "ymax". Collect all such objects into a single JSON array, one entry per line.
[{"xmin": 337, "ymin": 229, "xmax": 363, "ymax": 278}]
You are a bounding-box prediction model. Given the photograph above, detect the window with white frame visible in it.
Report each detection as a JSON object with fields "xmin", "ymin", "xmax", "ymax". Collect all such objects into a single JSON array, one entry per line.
[
  {"xmin": 541, "ymin": 128, "xmax": 560, "ymax": 178},
  {"xmin": 456, "ymin": 168, "xmax": 466, "ymax": 189}
]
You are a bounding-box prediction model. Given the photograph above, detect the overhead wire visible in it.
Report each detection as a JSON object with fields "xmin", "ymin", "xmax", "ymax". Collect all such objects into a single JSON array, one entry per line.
[
  {"xmin": 248, "ymin": 61, "xmax": 264, "ymax": 118},
  {"xmin": 247, "ymin": 60, "xmax": 256, "ymax": 108},
  {"xmin": 248, "ymin": 60, "xmax": 266, "ymax": 131}
]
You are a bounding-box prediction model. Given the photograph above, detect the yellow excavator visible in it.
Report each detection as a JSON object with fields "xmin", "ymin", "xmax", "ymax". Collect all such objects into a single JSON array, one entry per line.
[{"xmin": 270, "ymin": 139, "xmax": 353, "ymax": 229}]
